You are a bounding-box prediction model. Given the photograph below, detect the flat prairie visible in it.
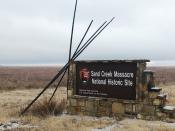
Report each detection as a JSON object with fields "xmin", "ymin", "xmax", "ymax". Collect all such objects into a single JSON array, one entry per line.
[{"xmin": 0, "ymin": 66, "xmax": 175, "ymax": 131}]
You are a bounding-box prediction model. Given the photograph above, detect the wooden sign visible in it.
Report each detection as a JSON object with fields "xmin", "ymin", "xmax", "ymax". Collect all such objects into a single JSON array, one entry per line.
[{"xmin": 75, "ymin": 61, "xmax": 137, "ymax": 100}]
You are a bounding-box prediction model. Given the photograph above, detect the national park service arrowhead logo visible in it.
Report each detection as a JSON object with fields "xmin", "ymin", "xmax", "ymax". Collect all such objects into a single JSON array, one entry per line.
[{"xmin": 79, "ymin": 68, "xmax": 90, "ymax": 84}]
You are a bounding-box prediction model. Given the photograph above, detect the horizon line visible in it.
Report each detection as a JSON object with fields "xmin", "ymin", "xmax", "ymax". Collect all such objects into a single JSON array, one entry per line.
[{"xmin": 1, "ymin": 60, "xmax": 175, "ymax": 67}]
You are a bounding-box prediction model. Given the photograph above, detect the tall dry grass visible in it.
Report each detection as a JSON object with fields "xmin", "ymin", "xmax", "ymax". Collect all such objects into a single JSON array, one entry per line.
[
  {"xmin": 148, "ymin": 67, "xmax": 175, "ymax": 86},
  {"xmin": 0, "ymin": 67, "xmax": 67, "ymax": 90},
  {"xmin": 0, "ymin": 66, "xmax": 175, "ymax": 131},
  {"xmin": 21, "ymin": 97, "xmax": 66, "ymax": 117}
]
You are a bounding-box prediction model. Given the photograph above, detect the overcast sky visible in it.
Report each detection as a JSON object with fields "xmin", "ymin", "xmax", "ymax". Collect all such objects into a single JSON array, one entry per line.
[{"xmin": 0, "ymin": 0, "xmax": 175, "ymax": 65}]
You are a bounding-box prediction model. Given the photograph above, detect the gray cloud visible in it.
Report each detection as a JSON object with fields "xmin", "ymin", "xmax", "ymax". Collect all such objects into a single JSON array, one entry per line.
[{"xmin": 0, "ymin": 0, "xmax": 175, "ymax": 64}]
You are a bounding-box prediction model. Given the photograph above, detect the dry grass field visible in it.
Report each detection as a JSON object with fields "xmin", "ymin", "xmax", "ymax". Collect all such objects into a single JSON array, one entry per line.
[
  {"xmin": 0, "ymin": 66, "xmax": 67, "ymax": 90},
  {"xmin": 0, "ymin": 66, "xmax": 175, "ymax": 131},
  {"xmin": 148, "ymin": 67, "xmax": 175, "ymax": 86}
]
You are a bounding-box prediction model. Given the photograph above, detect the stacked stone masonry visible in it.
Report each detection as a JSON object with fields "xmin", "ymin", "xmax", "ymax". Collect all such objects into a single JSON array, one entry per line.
[{"xmin": 67, "ymin": 60, "xmax": 175, "ymax": 120}]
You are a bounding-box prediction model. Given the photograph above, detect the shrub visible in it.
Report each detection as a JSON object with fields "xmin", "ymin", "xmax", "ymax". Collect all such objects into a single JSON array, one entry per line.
[{"xmin": 23, "ymin": 97, "xmax": 66, "ymax": 117}]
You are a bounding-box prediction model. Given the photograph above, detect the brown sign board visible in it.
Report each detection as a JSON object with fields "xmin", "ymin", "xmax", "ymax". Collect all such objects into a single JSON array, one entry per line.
[{"xmin": 75, "ymin": 61, "xmax": 137, "ymax": 100}]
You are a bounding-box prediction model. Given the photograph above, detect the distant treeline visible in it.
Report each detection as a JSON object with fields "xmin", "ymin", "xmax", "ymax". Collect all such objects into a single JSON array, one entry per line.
[{"xmin": 0, "ymin": 66, "xmax": 175, "ymax": 90}]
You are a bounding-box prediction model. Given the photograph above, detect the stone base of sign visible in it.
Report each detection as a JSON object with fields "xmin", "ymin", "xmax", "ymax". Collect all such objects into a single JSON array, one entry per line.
[
  {"xmin": 67, "ymin": 60, "xmax": 175, "ymax": 120},
  {"xmin": 67, "ymin": 90, "xmax": 175, "ymax": 121}
]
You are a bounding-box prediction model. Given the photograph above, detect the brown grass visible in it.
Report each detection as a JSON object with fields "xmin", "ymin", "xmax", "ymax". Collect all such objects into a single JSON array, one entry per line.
[
  {"xmin": 0, "ymin": 66, "xmax": 67, "ymax": 90},
  {"xmin": 0, "ymin": 66, "xmax": 175, "ymax": 130},
  {"xmin": 148, "ymin": 66, "xmax": 175, "ymax": 86},
  {"xmin": 25, "ymin": 98, "xmax": 66, "ymax": 117},
  {"xmin": 0, "ymin": 87, "xmax": 175, "ymax": 131}
]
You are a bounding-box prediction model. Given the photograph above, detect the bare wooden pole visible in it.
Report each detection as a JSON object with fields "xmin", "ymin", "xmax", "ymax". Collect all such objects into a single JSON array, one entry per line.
[
  {"xmin": 73, "ymin": 18, "xmax": 115, "ymax": 61},
  {"xmin": 49, "ymin": 18, "xmax": 114, "ymax": 103},
  {"xmin": 67, "ymin": 0, "xmax": 78, "ymax": 100},
  {"xmin": 49, "ymin": 20, "xmax": 93, "ymax": 102},
  {"xmin": 69, "ymin": 0, "xmax": 78, "ymax": 60},
  {"xmin": 21, "ymin": 18, "xmax": 114, "ymax": 115}
]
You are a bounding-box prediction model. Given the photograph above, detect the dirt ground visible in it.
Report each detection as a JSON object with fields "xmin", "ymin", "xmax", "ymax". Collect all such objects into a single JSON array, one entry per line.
[{"xmin": 0, "ymin": 86, "xmax": 175, "ymax": 131}]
